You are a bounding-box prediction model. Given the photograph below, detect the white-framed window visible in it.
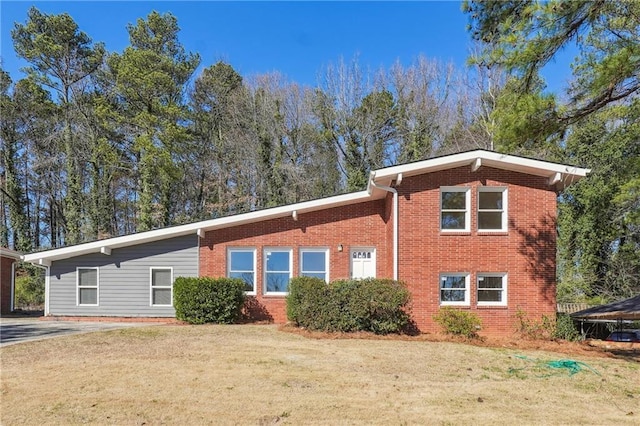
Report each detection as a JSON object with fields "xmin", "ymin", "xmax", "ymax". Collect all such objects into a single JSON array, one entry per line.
[
  {"xmin": 300, "ymin": 248, "xmax": 329, "ymax": 282},
  {"xmin": 264, "ymin": 248, "xmax": 292, "ymax": 295},
  {"xmin": 439, "ymin": 273, "xmax": 470, "ymax": 306},
  {"xmin": 440, "ymin": 187, "xmax": 470, "ymax": 232},
  {"xmin": 478, "ymin": 187, "xmax": 507, "ymax": 231},
  {"xmin": 477, "ymin": 273, "xmax": 507, "ymax": 306},
  {"xmin": 150, "ymin": 267, "xmax": 173, "ymax": 306},
  {"xmin": 77, "ymin": 267, "xmax": 99, "ymax": 306},
  {"xmin": 228, "ymin": 248, "xmax": 257, "ymax": 294}
]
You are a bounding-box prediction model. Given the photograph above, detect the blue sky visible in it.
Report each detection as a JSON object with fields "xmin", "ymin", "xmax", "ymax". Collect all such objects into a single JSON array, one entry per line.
[{"xmin": 1, "ymin": 1, "xmax": 574, "ymax": 91}]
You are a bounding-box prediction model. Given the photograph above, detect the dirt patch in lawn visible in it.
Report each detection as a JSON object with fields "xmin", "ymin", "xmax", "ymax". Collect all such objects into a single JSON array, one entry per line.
[{"xmin": 2, "ymin": 325, "xmax": 639, "ymax": 425}]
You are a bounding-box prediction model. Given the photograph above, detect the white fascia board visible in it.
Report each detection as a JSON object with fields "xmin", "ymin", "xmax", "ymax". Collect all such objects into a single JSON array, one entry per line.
[
  {"xmin": 372, "ymin": 150, "xmax": 590, "ymax": 183},
  {"xmin": 0, "ymin": 247, "xmax": 23, "ymax": 260},
  {"xmin": 22, "ymin": 190, "xmax": 375, "ymax": 263}
]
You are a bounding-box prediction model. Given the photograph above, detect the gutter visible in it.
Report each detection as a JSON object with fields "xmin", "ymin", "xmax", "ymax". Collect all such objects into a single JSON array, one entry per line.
[{"xmin": 368, "ymin": 173, "xmax": 402, "ymax": 280}]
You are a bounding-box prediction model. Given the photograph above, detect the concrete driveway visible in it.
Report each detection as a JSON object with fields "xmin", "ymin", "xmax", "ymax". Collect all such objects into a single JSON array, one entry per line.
[{"xmin": 0, "ymin": 317, "xmax": 152, "ymax": 347}]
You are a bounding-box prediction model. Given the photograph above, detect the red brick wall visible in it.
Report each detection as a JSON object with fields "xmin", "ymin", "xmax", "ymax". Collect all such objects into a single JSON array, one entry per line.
[
  {"xmin": 1, "ymin": 256, "xmax": 16, "ymax": 315},
  {"xmin": 397, "ymin": 166, "xmax": 557, "ymax": 337},
  {"xmin": 199, "ymin": 200, "xmax": 391, "ymax": 322},
  {"xmin": 198, "ymin": 166, "xmax": 558, "ymax": 337}
]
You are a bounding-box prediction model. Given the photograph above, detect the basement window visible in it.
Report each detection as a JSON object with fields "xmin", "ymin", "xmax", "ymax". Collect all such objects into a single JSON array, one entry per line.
[
  {"xmin": 439, "ymin": 274, "xmax": 469, "ymax": 306},
  {"xmin": 477, "ymin": 274, "xmax": 507, "ymax": 306}
]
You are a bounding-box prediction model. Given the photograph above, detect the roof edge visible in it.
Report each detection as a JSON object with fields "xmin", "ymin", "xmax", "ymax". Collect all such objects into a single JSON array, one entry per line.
[
  {"xmin": 373, "ymin": 150, "xmax": 590, "ymax": 182},
  {"xmin": 0, "ymin": 247, "xmax": 23, "ymax": 260},
  {"xmin": 22, "ymin": 190, "xmax": 375, "ymax": 263},
  {"xmin": 23, "ymin": 149, "xmax": 592, "ymax": 264}
]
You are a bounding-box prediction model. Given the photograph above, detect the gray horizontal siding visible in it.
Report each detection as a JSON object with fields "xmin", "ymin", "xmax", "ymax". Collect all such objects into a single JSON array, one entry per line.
[{"xmin": 49, "ymin": 235, "xmax": 198, "ymax": 317}]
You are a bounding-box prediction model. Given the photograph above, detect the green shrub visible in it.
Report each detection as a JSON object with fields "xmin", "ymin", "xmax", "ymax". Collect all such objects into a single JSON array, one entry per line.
[
  {"xmin": 433, "ymin": 307, "xmax": 482, "ymax": 339},
  {"xmin": 286, "ymin": 276, "xmax": 332, "ymax": 329},
  {"xmin": 514, "ymin": 308, "xmax": 555, "ymax": 340},
  {"xmin": 554, "ymin": 313, "xmax": 582, "ymax": 341},
  {"xmin": 14, "ymin": 274, "xmax": 45, "ymax": 308},
  {"xmin": 174, "ymin": 277, "xmax": 246, "ymax": 324},
  {"xmin": 286, "ymin": 277, "xmax": 411, "ymax": 335}
]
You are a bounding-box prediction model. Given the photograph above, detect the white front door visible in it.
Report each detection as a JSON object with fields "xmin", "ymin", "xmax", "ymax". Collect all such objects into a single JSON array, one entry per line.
[{"xmin": 351, "ymin": 248, "xmax": 376, "ymax": 279}]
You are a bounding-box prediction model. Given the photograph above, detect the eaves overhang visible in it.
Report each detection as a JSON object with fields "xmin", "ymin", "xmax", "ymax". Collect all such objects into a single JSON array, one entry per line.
[
  {"xmin": 369, "ymin": 150, "xmax": 590, "ymax": 190},
  {"xmin": 0, "ymin": 247, "xmax": 23, "ymax": 260},
  {"xmin": 22, "ymin": 190, "xmax": 377, "ymax": 264}
]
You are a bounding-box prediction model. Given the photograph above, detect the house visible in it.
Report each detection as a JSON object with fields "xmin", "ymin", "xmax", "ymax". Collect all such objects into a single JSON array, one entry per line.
[
  {"xmin": 1, "ymin": 247, "xmax": 22, "ymax": 315},
  {"xmin": 22, "ymin": 150, "xmax": 590, "ymax": 336}
]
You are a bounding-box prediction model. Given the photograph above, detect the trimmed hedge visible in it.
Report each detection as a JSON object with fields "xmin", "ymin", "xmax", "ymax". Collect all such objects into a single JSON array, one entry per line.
[
  {"xmin": 286, "ymin": 277, "xmax": 411, "ymax": 334},
  {"xmin": 174, "ymin": 277, "xmax": 246, "ymax": 324}
]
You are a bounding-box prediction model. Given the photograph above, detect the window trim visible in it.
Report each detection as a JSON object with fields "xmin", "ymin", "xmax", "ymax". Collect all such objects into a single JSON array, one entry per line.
[
  {"xmin": 300, "ymin": 247, "xmax": 330, "ymax": 283},
  {"xmin": 439, "ymin": 273, "xmax": 470, "ymax": 306},
  {"xmin": 150, "ymin": 267, "xmax": 174, "ymax": 307},
  {"xmin": 263, "ymin": 247, "xmax": 293, "ymax": 296},
  {"xmin": 477, "ymin": 273, "xmax": 507, "ymax": 306},
  {"xmin": 227, "ymin": 247, "xmax": 257, "ymax": 295},
  {"xmin": 440, "ymin": 187, "xmax": 471, "ymax": 232},
  {"xmin": 76, "ymin": 267, "xmax": 99, "ymax": 306},
  {"xmin": 477, "ymin": 187, "xmax": 508, "ymax": 232}
]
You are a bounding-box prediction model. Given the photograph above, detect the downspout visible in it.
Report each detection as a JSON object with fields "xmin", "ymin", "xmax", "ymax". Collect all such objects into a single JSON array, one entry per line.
[
  {"xmin": 45, "ymin": 266, "xmax": 50, "ymax": 316},
  {"xmin": 10, "ymin": 261, "xmax": 16, "ymax": 312},
  {"xmin": 369, "ymin": 173, "xmax": 402, "ymax": 281}
]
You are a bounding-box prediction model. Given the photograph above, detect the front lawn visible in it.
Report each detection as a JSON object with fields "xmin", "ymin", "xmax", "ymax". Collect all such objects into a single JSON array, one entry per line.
[{"xmin": 1, "ymin": 325, "xmax": 638, "ymax": 425}]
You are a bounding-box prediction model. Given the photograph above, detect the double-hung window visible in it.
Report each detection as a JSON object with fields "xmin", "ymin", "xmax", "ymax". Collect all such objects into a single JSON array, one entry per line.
[
  {"xmin": 478, "ymin": 187, "xmax": 507, "ymax": 231},
  {"xmin": 77, "ymin": 267, "xmax": 99, "ymax": 306},
  {"xmin": 300, "ymin": 248, "xmax": 329, "ymax": 282},
  {"xmin": 440, "ymin": 187, "xmax": 470, "ymax": 232},
  {"xmin": 228, "ymin": 248, "xmax": 256, "ymax": 293},
  {"xmin": 439, "ymin": 274, "xmax": 469, "ymax": 306},
  {"xmin": 264, "ymin": 248, "xmax": 292, "ymax": 295},
  {"xmin": 150, "ymin": 267, "xmax": 173, "ymax": 306},
  {"xmin": 477, "ymin": 274, "xmax": 507, "ymax": 306}
]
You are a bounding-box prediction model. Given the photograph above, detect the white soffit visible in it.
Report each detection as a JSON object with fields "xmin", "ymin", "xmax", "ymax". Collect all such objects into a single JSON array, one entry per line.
[{"xmin": 372, "ymin": 150, "xmax": 590, "ymax": 185}]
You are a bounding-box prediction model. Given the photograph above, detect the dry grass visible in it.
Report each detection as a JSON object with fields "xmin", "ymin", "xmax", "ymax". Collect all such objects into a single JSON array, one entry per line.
[{"xmin": 1, "ymin": 324, "xmax": 639, "ymax": 425}]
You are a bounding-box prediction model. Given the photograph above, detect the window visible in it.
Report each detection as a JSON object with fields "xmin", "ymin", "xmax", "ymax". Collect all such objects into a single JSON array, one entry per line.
[
  {"xmin": 477, "ymin": 274, "xmax": 507, "ymax": 306},
  {"xmin": 441, "ymin": 187, "xmax": 470, "ymax": 231},
  {"xmin": 478, "ymin": 187, "xmax": 507, "ymax": 231},
  {"xmin": 77, "ymin": 268, "xmax": 98, "ymax": 306},
  {"xmin": 264, "ymin": 248, "xmax": 292, "ymax": 294},
  {"xmin": 150, "ymin": 267, "xmax": 173, "ymax": 306},
  {"xmin": 439, "ymin": 274, "xmax": 469, "ymax": 306},
  {"xmin": 300, "ymin": 248, "xmax": 329, "ymax": 282},
  {"xmin": 228, "ymin": 248, "xmax": 256, "ymax": 293}
]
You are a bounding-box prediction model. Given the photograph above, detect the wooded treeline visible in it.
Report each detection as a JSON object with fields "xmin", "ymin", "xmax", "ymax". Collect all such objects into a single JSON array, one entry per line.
[
  {"xmin": 1, "ymin": 3, "xmax": 639, "ymax": 303},
  {"xmin": 1, "ymin": 8, "xmax": 495, "ymax": 250}
]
